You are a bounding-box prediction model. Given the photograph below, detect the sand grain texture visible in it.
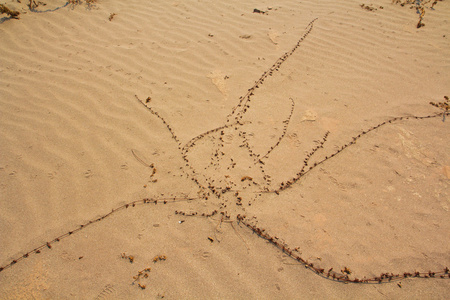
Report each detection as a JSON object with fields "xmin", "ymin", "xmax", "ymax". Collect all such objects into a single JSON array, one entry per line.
[{"xmin": 1, "ymin": 0, "xmax": 449, "ymax": 298}]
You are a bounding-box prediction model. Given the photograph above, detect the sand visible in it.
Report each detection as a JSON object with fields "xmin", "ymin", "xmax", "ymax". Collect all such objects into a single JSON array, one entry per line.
[{"xmin": 0, "ymin": 0, "xmax": 449, "ymax": 298}]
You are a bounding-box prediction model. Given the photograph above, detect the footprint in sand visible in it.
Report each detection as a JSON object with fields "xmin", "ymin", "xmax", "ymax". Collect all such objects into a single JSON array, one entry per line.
[
  {"xmin": 207, "ymin": 70, "xmax": 228, "ymax": 98},
  {"xmin": 84, "ymin": 170, "xmax": 93, "ymax": 178}
]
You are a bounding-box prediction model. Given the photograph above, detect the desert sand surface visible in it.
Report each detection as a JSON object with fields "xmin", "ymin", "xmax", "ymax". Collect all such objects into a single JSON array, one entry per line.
[{"xmin": 1, "ymin": 0, "xmax": 449, "ymax": 298}]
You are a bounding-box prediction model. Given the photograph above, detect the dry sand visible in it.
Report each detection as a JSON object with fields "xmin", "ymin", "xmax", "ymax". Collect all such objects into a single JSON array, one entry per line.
[{"xmin": 1, "ymin": 0, "xmax": 449, "ymax": 298}]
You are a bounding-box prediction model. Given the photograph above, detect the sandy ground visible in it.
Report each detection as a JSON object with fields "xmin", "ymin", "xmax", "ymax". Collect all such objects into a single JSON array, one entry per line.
[{"xmin": 1, "ymin": 0, "xmax": 449, "ymax": 298}]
